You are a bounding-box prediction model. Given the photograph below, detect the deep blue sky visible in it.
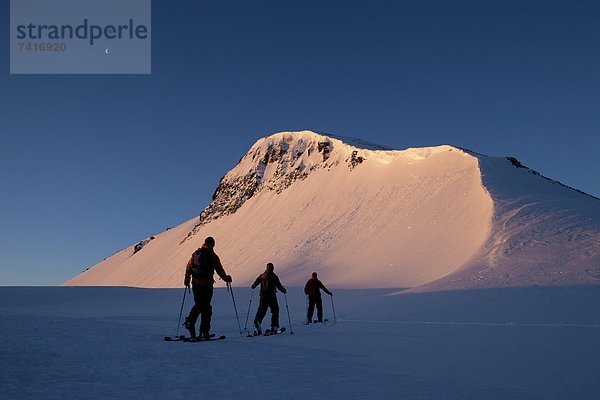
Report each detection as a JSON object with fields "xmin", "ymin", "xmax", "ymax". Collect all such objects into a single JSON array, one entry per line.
[{"xmin": 1, "ymin": 0, "xmax": 599, "ymax": 285}]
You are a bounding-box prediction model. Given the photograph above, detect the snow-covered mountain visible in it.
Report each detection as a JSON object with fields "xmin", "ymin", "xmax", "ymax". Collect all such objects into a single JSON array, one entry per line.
[{"xmin": 64, "ymin": 131, "xmax": 600, "ymax": 290}]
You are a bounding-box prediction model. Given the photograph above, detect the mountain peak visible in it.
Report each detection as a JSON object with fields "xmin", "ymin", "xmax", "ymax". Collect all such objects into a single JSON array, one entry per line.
[
  {"xmin": 184, "ymin": 131, "xmax": 363, "ymax": 237},
  {"xmin": 256, "ymin": 130, "xmax": 393, "ymax": 151},
  {"xmin": 185, "ymin": 131, "xmax": 465, "ymax": 238}
]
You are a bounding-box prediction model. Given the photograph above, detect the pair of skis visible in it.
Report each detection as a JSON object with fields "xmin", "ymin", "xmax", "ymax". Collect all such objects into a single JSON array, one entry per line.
[
  {"xmin": 164, "ymin": 333, "xmax": 226, "ymax": 342},
  {"xmin": 247, "ymin": 327, "xmax": 287, "ymax": 337},
  {"xmin": 305, "ymin": 318, "xmax": 329, "ymax": 325}
]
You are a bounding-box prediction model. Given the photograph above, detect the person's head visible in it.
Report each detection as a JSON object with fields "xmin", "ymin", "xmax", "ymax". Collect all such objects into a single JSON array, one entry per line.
[
  {"xmin": 312, "ymin": 272, "xmax": 317, "ymax": 278},
  {"xmin": 204, "ymin": 236, "xmax": 215, "ymax": 249},
  {"xmin": 266, "ymin": 262, "xmax": 274, "ymax": 272}
]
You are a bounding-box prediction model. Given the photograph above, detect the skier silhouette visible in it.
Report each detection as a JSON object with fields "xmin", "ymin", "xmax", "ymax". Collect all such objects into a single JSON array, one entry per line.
[
  {"xmin": 304, "ymin": 272, "xmax": 332, "ymax": 323},
  {"xmin": 251, "ymin": 262, "xmax": 286, "ymax": 334},
  {"xmin": 183, "ymin": 236, "xmax": 232, "ymax": 339}
]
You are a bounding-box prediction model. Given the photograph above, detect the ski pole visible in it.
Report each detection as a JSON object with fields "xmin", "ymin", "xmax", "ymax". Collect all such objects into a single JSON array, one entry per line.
[
  {"xmin": 305, "ymin": 295, "xmax": 309, "ymax": 324},
  {"xmin": 175, "ymin": 286, "xmax": 189, "ymax": 337},
  {"xmin": 243, "ymin": 288, "xmax": 255, "ymax": 333},
  {"xmin": 227, "ymin": 282, "xmax": 243, "ymax": 336},
  {"xmin": 284, "ymin": 292, "xmax": 294, "ymax": 335},
  {"xmin": 330, "ymin": 294, "xmax": 337, "ymax": 324}
]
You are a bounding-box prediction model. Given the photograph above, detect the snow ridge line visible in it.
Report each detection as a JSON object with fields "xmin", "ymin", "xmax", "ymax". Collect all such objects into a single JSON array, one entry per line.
[
  {"xmin": 338, "ymin": 319, "xmax": 600, "ymax": 328},
  {"xmin": 460, "ymin": 147, "xmax": 600, "ymax": 201}
]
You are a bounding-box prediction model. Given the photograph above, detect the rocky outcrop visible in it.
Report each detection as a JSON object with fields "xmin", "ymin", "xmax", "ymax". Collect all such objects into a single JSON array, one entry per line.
[
  {"xmin": 133, "ymin": 236, "xmax": 154, "ymax": 254},
  {"xmin": 182, "ymin": 132, "xmax": 371, "ymax": 242}
]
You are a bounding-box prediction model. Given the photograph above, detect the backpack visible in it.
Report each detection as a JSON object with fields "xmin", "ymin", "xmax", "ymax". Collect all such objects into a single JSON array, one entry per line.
[
  {"xmin": 190, "ymin": 248, "xmax": 213, "ymax": 279},
  {"xmin": 305, "ymin": 279, "xmax": 317, "ymax": 295},
  {"xmin": 259, "ymin": 272, "xmax": 278, "ymax": 296}
]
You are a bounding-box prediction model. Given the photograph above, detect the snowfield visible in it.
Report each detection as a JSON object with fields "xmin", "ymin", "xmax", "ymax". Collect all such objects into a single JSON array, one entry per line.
[{"xmin": 1, "ymin": 286, "xmax": 599, "ymax": 400}]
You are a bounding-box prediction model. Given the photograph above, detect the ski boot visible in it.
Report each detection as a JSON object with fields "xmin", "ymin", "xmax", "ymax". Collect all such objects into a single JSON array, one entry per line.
[
  {"xmin": 183, "ymin": 317, "xmax": 196, "ymax": 338},
  {"xmin": 254, "ymin": 320, "xmax": 262, "ymax": 335}
]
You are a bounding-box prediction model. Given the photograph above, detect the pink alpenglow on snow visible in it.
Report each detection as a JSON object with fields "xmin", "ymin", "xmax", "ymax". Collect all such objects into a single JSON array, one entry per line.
[{"xmin": 64, "ymin": 131, "xmax": 600, "ymax": 290}]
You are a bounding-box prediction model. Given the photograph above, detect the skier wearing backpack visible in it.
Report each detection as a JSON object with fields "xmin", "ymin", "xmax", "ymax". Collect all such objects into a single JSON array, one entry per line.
[
  {"xmin": 251, "ymin": 262, "xmax": 287, "ymax": 334},
  {"xmin": 183, "ymin": 236, "xmax": 232, "ymax": 339},
  {"xmin": 304, "ymin": 272, "xmax": 332, "ymax": 323}
]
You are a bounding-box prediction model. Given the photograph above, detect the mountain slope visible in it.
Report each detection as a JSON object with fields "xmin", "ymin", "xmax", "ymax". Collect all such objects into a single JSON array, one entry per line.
[
  {"xmin": 64, "ymin": 131, "xmax": 600, "ymax": 289},
  {"xmin": 418, "ymin": 150, "xmax": 600, "ymax": 291}
]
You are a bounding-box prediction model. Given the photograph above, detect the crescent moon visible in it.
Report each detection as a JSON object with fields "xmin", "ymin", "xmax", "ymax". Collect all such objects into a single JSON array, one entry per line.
[{"xmin": 105, "ymin": 48, "xmax": 109, "ymax": 55}]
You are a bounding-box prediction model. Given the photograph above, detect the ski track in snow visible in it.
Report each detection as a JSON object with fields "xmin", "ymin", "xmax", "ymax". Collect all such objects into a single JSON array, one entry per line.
[
  {"xmin": 338, "ymin": 319, "xmax": 600, "ymax": 328},
  {"xmin": 1, "ymin": 286, "xmax": 599, "ymax": 400}
]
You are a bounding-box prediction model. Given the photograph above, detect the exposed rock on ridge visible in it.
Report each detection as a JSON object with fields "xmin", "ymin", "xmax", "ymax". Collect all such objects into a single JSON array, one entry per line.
[{"xmin": 183, "ymin": 132, "xmax": 371, "ymax": 242}]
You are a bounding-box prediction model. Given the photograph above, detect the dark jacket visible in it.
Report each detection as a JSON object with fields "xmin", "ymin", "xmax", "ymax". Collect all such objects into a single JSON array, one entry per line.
[
  {"xmin": 252, "ymin": 271, "xmax": 286, "ymax": 298},
  {"xmin": 304, "ymin": 277, "xmax": 331, "ymax": 297},
  {"xmin": 184, "ymin": 244, "xmax": 228, "ymax": 287}
]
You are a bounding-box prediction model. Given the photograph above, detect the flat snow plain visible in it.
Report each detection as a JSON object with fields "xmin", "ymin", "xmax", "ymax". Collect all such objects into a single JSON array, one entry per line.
[{"xmin": 1, "ymin": 286, "xmax": 599, "ymax": 400}]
